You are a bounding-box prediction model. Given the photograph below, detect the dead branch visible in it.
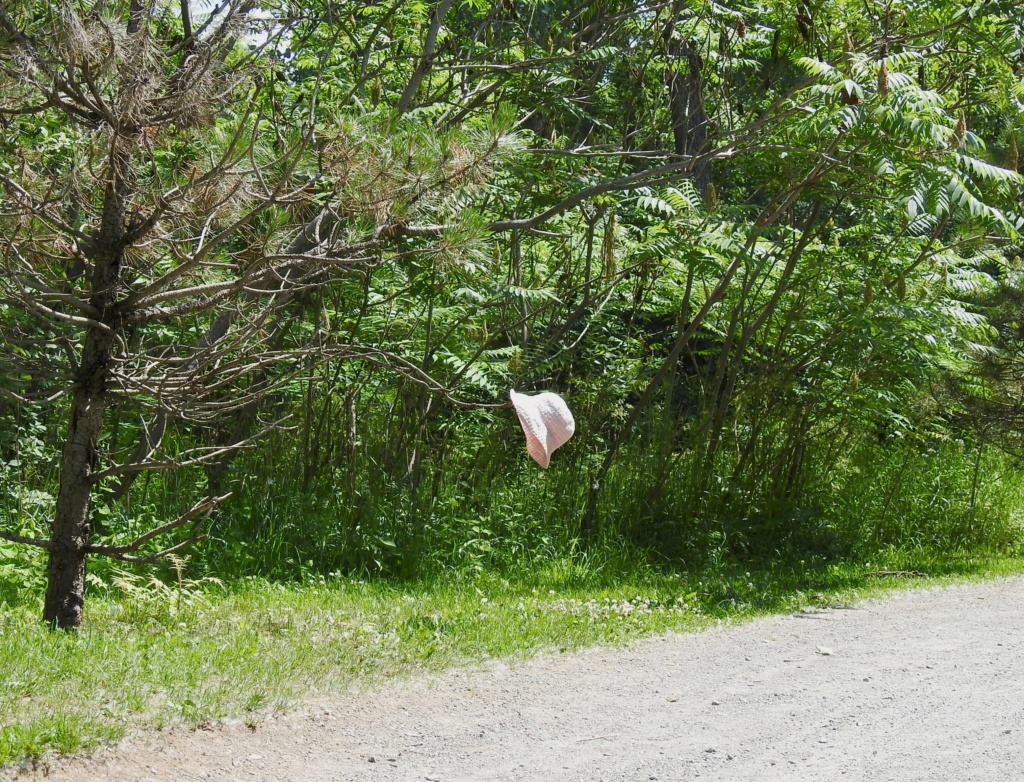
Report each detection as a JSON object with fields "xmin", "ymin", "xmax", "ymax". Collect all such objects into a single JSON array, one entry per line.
[
  {"xmin": 0, "ymin": 386, "xmax": 72, "ymax": 406},
  {"xmin": 86, "ymin": 533, "xmax": 209, "ymax": 564},
  {"xmin": 0, "ymin": 530, "xmax": 57, "ymax": 550},
  {"xmin": 90, "ymin": 420, "xmax": 285, "ymax": 480},
  {"xmin": 84, "ymin": 493, "xmax": 230, "ymax": 556}
]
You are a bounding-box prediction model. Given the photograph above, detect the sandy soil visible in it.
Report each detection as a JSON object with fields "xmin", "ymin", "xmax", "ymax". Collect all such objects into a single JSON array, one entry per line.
[{"xmin": 18, "ymin": 577, "xmax": 1024, "ymax": 781}]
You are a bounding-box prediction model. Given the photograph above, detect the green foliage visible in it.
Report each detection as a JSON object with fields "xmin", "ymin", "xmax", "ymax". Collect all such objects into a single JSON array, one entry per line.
[
  {"xmin": 4, "ymin": 0, "xmax": 1024, "ymax": 764},
  {"xmin": 2, "ymin": 0, "xmax": 1024, "ymax": 626}
]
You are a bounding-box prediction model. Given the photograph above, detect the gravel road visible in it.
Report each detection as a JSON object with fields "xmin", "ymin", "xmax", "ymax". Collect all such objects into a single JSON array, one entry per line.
[{"xmin": 25, "ymin": 577, "xmax": 1024, "ymax": 781}]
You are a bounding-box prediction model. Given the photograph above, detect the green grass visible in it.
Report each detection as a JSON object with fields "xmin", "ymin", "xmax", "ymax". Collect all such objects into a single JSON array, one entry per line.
[{"xmin": 2, "ymin": 546, "xmax": 1023, "ymax": 771}]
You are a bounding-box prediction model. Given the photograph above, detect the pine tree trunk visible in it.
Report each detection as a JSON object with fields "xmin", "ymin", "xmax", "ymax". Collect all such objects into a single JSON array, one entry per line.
[
  {"xmin": 43, "ymin": 131, "xmax": 129, "ymax": 628},
  {"xmin": 43, "ymin": 330, "xmax": 112, "ymax": 629}
]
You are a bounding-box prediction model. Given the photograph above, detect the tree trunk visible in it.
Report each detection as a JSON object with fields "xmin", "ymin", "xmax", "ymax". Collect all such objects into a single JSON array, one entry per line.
[
  {"xmin": 664, "ymin": 3, "xmax": 711, "ymax": 198},
  {"xmin": 43, "ymin": 129, "xmax": 130, "ymax": 628},
  {"xmin": 44, "ymin": 330, "xmax": 113, "ymax": 628}
]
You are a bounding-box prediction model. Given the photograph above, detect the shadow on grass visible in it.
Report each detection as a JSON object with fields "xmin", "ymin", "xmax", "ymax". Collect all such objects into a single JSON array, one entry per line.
[{"xmin": 1, "ymin": 541, "xmax": 1022, "ymax": 772}]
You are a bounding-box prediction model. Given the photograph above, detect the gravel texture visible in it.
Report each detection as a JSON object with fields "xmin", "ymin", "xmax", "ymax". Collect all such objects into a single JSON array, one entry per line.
[{"xmin": 21, "ymin": 577, "xmax": 1024, "ymax": 781}]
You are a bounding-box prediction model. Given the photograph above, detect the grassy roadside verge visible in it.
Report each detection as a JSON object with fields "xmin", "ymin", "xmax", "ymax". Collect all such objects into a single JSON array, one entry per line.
[{"xmin": 2, "ymin": 547, "xmax": 1023, "ymax": 770}]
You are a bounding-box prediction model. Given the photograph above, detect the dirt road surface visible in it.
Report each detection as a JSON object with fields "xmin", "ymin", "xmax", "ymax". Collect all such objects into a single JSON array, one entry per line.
[{"xmin": 22, "ymin": 577, "xmax": 1024, "ymax": 781}]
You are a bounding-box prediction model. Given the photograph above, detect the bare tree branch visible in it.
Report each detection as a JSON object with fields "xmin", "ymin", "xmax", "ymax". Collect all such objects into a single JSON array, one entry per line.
[
  {"xmin": 87, "ymin": 534, "xmax": 209, "ymax": 563},
  {"xmin": 0, "ymin": 530, "xmax": 57, "ymax": 550},
  {"xmin": 85, "ymin": 493, "xmax": 230, "ymax": 556}
]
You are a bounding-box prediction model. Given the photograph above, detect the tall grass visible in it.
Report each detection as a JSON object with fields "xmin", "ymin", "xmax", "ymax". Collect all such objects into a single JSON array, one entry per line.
[{"xmin": 186, "ymin": 415, "xmax": 1024, "ymax": 585}]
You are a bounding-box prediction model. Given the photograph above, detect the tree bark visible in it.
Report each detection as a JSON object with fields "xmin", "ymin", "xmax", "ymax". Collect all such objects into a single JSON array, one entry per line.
[
  {"xmin": 43, "ymin": 333, "xmax": 112, "ymax": 628},
  {"xmin": 43, "ymin": 129, "xmax": 130, "ymax": 628},
  {"xmin": 664, "ymin": 4, "xmax": 711, "ymax": 197}
]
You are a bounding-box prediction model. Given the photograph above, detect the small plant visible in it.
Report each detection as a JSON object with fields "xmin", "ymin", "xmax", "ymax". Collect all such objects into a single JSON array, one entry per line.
[{"xmin": 101, "ymin": 556, "xmax": 222, "ymax": 624}]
